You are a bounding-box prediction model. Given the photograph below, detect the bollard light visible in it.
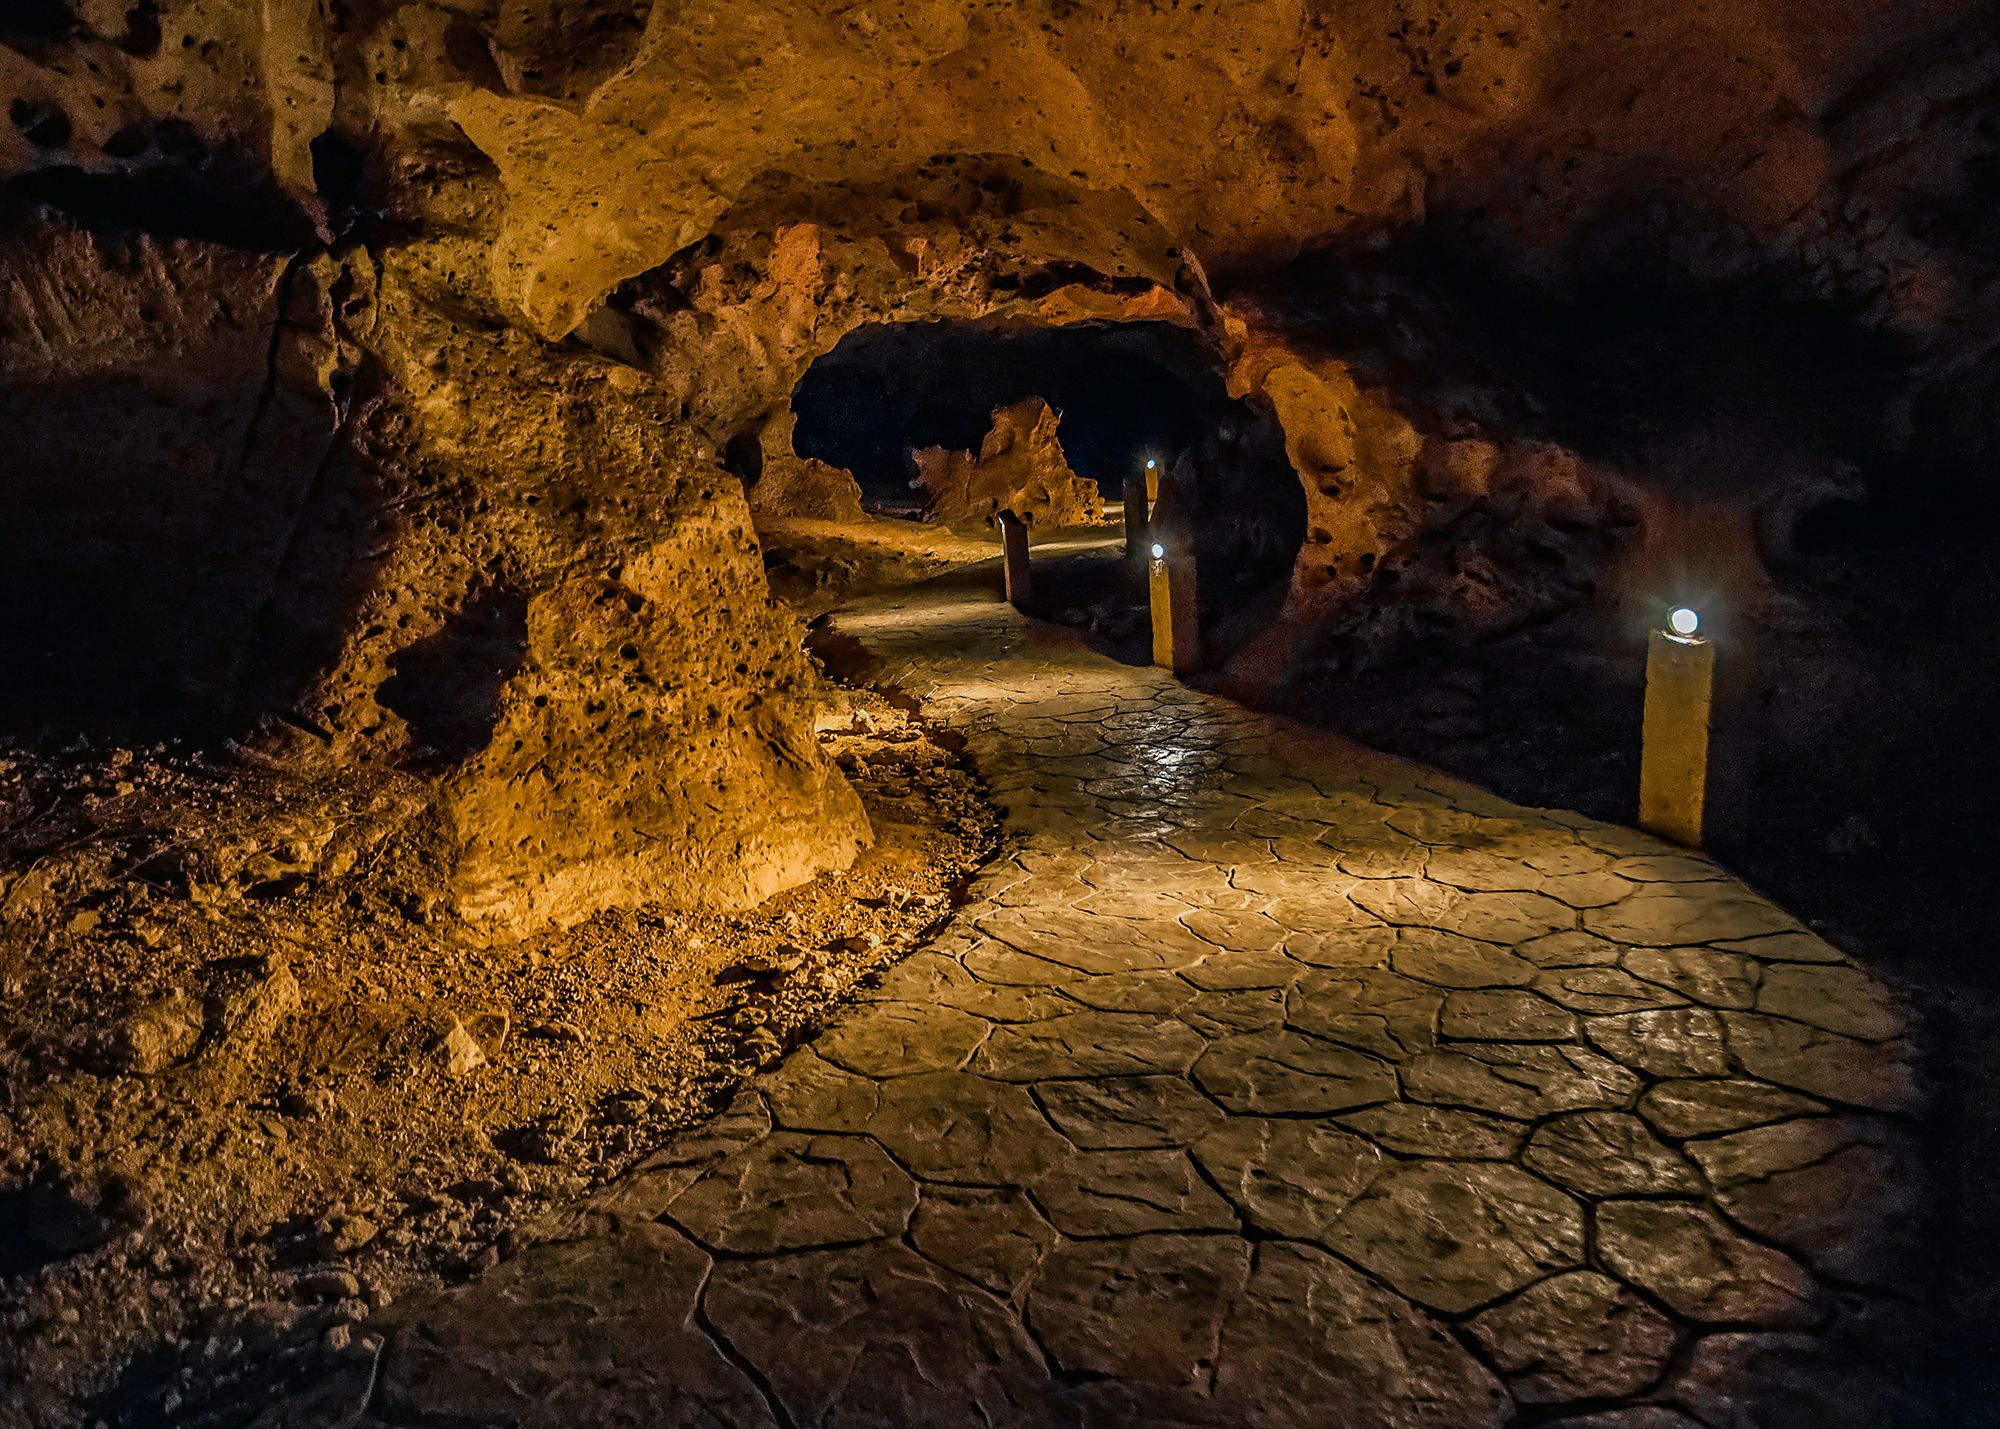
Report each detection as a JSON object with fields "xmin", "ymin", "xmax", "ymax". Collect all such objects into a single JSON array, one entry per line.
[
  {"xmin": 1639, "ymin": 604, "xmax": 1715, "ymax": 847},
  {"xmin": 1143, "ymin": 456, "xmax": 1161, "ymax": 502},
  {"xmin": 995, "ymin": 509, "xmax": 1033, "ymax": 611},
  {"xmin": 1148, "ymin": 542, "xmax": 1198, "ymax": 674}
]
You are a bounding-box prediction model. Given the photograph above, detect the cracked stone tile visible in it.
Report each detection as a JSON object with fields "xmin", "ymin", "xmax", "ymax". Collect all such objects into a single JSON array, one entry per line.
[
  {"xmin": 706, "ymin": 1241, "xmax": 1053, "ymax": 1427},
  {"xmin": 1325, "ymin": 1161, "xmax": 1585, "ymax": 1313},
  {"xmin": 814, "ymin": 1000, "xmax": 989, "ymax": 1078},
  {"xmin": 1722, "ymin": 1013, "xmax": 1921, "ymax": 1112},
  {"xmin": 1027, "ymin": 1233, "xmax": 1251, "ymax": 1387},
  {"xmin": 1182, "ymin": 907, "xmax": 1289, "ymax": 953},
  {"xmin": 1523, "ymin": 1112, "xmax": 1702, "ymax": 1196},
  {"xmin": 1283, "ymin": 923, "xmax": 1399, "ymax": 969},
  {"xmin": 374, "ymin": 1222, "xmax": 775, "ymax": 1428},
  {"xmin": 1466, "ymin": 1270, "xmax": 1678, "ymax": 1404},
  {"xmin": 1440, "ymin": 988, "xmax": 1579, "ymax": 1042},
  {"xmin": 1213, "ymin": 1242, "xmax": 1511, "ymax": 1428},
  {"xmin": 935, "ymin": 977, "xmax": 1078, "ymax": 1025},
  {"xmin": 1190, "ymin": 1117, "xmax": 1385, "ymax": 1241},
  {"xmin": 1686, "ymin": 1116, "xmax": 1925, "ymax": 1291},
  {"xmin": 979, "ymin": 907, "xmax": 1217, "ymax": 974},
  {"xmin": 1520, "ymin": 844, "xmax": 1615, "ymax": 877},
  {"xmin": 1541, "ymin": 871, "xmax": 1642, "ymax": 909},
  {"xmin": 1032, "ymin": 1149, "xmax": 1239, "ymax": 1236},
  {"xmin": 1583, "ymin": 1008, "xmax": 1732, "ymax": 1077},
  {"xmin": 1335, "ymin": 1102, "xmax": 1528, "ymax": 1159},
  {"xmin": 1622, "ymin": 946, "xmax": 1760, "ymax": 1010},
  {"xmin": 991, "ymin": 873, "xmax": 1093, "ymax": 909},
  {"xmin": 910, "ymin": 1185, "xmax": 1057, "ymax": 1302},
  {"xmin": 1230, "ymin": 860, "xmax": 1363, "ymax": 901},
  {"xmin": 1352, "ymin": 879, "xmax": 1577, "ymax": 945},
  {"xmin": 972, "ymin": 1010, "xmax": 1209, "ymax": 1081},
  {"xmin": 1180, "ymin": 948, "xmax": 1301, "ymax": 991},
  {"xmin": 863, "ymin": 1071, "xmax": 1071, "ymax": 1183},
  {"xmin": 1606, "ymin": 854, "xmax": 1723, "ymax": 883},
  {"xmin": 1716, "ymin": 930, "xmax": 1845, "ymax": 965},
  {"xmin": 1595, "ymin": 1201, "xmax": 1818, "ymax": 1326},
  {"xmin": 1585, "ymin": 887, "xmax": 1804, "ymax": 945},
  {"xmin": 1193, "ymin": 1028, "xmax": 1400, "ymax": 1114},
  {"xmin": 1057, "ymin": 968, "xmax": 1200, "ymax": 1016},
  {"xmin": 1517, "ymin": 930, "xmax": 1626, "ymax": 968},
  {"xmin": 1636, "ymin": 1078, "xmax": 1826, "ymax": 1137},
  {"xmin": 663, "ymin": 1132, "xmax": 917, "ymax": 1253},
  {"xmin": 1034, "ymin": 1075, "xmax": 1227, "ymax": 1150},
  {"xmin": 1421, "ymin": 846, "xmax": 1544, "ymax": 892},
  {"xmin": 1179, "ymin": 984, "xmax": 1290, "ymax": 1038},
  {"xmin": 1073, "ymin": 886, "xmax": 1196, "ymax": 918},
  {"xmin": 581, "ymin": 1086, "xmax": 773, "ymax": 1223},
  {"xmin": 1404, "ymin": 1043, "xmax": 1640, "ymax": 1120},
  {"xmin": 1754, "ymin": 963, "xmax": 1906, "ymax": 1042},
  {"xmin": 766, "ymin": 1046, "xmax": 882, "ymax": 1132},
  {"xmin": 1387, "ymin": 928, "xmax": 1542, "ymax": 988},
  {"xmin": 963, "ymin": 941, "xmax": 1092, "ymax": 987},
  {"xmin": 1667, "ymin": 1334, "xmax": 1866, "ymax": 1429},
  {"xmin": 1533, "ymin": 966, "xmax": 1689, "ymax": 1015},
  {"xmin": 1328, "ymin": 838, "xmax": 1432, "ymax": 881}
]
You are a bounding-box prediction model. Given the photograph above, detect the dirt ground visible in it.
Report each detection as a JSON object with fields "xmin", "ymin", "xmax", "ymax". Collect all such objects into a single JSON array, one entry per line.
[{"xmin": 0, "ymin": 647, "xmax": 999, "ymax": 1427}]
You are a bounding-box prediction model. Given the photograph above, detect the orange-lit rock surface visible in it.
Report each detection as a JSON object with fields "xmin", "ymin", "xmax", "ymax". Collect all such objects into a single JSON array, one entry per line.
[
  {"xmin": 912, "ymin": 397, "xmax": 1104, "ymax": 530},
  {"xmin": 1, "ymin": 0, "xmax": 1995, "ymax": 935}
]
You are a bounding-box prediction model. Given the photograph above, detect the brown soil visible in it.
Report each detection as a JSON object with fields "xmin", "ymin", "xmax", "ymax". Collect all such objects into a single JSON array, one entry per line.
[{"xmin": 0, "ymin": 679, "xmax": 999, "ymax": 1427}]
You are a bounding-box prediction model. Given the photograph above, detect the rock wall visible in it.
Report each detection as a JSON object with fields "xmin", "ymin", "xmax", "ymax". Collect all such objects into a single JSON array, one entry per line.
[
  {"xmin": 1, "ymin": 0, "xmax": 1996, "ymax": 935},
  {"xmin": 0, "ymin": 206, "xmax": 868, "ymax": 940}
]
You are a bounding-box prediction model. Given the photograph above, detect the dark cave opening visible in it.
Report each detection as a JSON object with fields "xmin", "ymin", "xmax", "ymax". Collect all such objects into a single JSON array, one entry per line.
[
  {"xmin": 792, "ymin": 321, "xmax": 1237, "ymax": 502},
  {"xmin": 787, "ymin": 319, "xmax": 1308, "ymax": 602}
]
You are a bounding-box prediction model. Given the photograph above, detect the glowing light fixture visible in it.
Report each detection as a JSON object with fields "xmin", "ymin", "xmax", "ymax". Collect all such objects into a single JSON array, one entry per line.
[
  {"xmin": 1150, "ymin": 542, "xmax": 1166, "ymax": 560},
  {"xmin": 1668, "ymin": 607, "xmax": 1700, "ymax": 638},
  {"xmin": 1145, "ymin": 457, "xmax": 1158, "ymax": 471}
]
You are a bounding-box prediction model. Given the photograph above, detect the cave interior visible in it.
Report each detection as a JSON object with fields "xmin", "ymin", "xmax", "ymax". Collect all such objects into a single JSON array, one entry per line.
[{"xmin": 2, "ymin": 0, "xmax": 1999, "ymax": 1424}]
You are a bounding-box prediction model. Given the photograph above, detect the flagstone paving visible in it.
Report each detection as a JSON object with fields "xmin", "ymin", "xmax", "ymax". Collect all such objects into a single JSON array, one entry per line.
[{"xmin": 290, "ymin": 564, "xmax": 1937, "ymax": 1428}]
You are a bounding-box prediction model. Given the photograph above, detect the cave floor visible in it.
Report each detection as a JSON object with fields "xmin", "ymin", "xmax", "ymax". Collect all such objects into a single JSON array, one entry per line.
[{"xmin": 286, "ymin": 557, "xmax": 1937, "ymax": 1429}]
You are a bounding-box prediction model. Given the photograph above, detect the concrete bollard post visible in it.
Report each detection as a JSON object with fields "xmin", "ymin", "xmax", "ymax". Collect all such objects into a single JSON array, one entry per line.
[
  {"xmin": 1149, "ymin": 542, "xmax": 1199, "ymax": 674},
  {"xmin": 1123, "ymin": 475, "xmax": 1150, "ymax": 574},
  {"xmin": 996, "ymin": 509, "xmax": 1033, "ymax": 611},
  {"xmin": 1639, "ymin": 614, "xmax": 1715, "ymax": 847}
]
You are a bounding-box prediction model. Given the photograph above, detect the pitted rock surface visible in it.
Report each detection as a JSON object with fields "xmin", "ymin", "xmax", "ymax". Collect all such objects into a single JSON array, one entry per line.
[{"xmin": 316, "ymin": 565, "xmax": 1934, "ymax": 1427}]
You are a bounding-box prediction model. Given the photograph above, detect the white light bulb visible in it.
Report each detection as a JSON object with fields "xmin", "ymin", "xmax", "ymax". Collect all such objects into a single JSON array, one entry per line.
[
  {"xmin": 1145, "ymin": 458, "xmax": 1158, "ymax": 470},
  {"xmin": 1150, "ymin": 543, "xmax": 1166, "ymax": 560},
  {"xmin": 1668, "ymin": 608, "xmax": 1700, "ymax": 638}
]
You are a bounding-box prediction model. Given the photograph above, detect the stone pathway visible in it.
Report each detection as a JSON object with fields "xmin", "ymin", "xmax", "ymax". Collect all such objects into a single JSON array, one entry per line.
[{"xmin": 293, "ymin": 561, "xmax": 1937, "ymax": 1429}]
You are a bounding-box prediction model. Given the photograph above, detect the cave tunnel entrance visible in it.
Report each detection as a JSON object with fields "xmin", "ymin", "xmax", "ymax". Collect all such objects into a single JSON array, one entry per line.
[{"xmin": 788, "ymin": 319, "xmax": 1306, "ymax": 614}]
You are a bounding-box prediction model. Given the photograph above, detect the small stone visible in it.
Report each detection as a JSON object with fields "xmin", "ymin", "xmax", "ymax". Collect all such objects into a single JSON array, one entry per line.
[
  {"xmin": 435, "ymin": 1019, "xmax": 486, "ymax": 1075},
  {"xmin": 295, "ymin": 1268, "xmax": 361, "ymax": 1302},
  {"xmin": 110, "ymin": 993, "xmax": 203, "ymax": 1075},
  {"xmin": 319, "ymin": 1215, "xmax": 379, "ymax": 1256}
]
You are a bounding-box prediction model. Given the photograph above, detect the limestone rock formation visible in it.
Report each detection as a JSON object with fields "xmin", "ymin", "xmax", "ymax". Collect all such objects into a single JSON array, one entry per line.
[
  {"xmin": 913, "ymin": 398, "xmax": 1103, "ymax": 530},
  {"xmin": 1, "ymin": 0, "xmax": 1996, "ymax": 928},
  {"xmin": 744, "ymin": 408, "xmax": 867, "ymax": 523}
]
